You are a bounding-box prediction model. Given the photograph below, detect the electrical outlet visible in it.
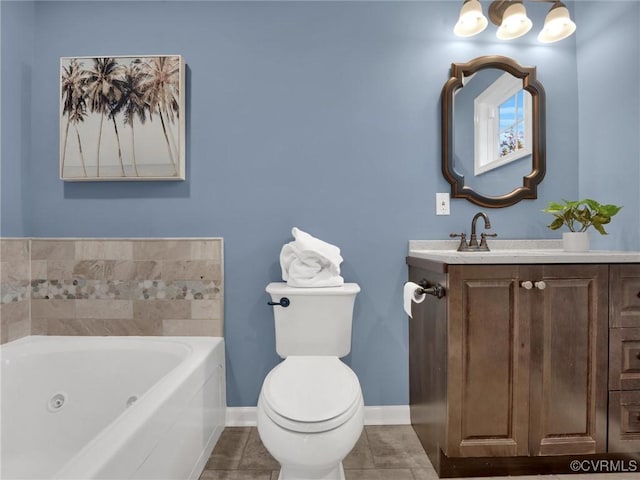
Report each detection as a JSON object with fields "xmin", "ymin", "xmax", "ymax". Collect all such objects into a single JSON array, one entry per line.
[{"xmin": 436, "ymin": 193, "xmax": 450, "ymax": 215}]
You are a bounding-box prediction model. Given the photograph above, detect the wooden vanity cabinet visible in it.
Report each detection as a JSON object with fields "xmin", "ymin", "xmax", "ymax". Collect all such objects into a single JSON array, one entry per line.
[
  {"xmin": 408, "ymin": 259, "xmax": 609, "ymax": 468},
  {"xmin": 608, "ymin": 264, "xmax": 640, "ymax": 452}
]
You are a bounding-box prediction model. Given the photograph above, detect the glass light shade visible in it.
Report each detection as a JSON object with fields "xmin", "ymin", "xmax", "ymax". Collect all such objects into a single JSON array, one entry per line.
[
  {"xmin": 496, "ymin": 2, "xmax": 533, "ymax": 40},
  {"xmin": 538, "ymin": 3, "xmax": 576, "ymax": 43},
  {"xmin": 454, "ymin": 0, "xmax": 488, "ymax": 37}
]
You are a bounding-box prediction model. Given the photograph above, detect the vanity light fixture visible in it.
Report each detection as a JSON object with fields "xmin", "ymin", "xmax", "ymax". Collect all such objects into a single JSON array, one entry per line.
[
  {"xmin": 537, "ymin": 1, "xmax": 577, "ymax": 43},
  {"xmin": 454, "ymin": 0, "xmax": 576, "ymax": 43},
  {"xmin": 493, "ymin": 1, "xmax": 532, "ymax": 40},
  {"xmin": 453, "ymin": 0, "xmax": 489, "ymax": 37}
]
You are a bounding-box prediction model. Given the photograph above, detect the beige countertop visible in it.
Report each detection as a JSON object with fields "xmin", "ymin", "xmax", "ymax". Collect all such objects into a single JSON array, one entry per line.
[{"xmin": 408, "ymin": 239, "xmax": 640, "ymax": 264}]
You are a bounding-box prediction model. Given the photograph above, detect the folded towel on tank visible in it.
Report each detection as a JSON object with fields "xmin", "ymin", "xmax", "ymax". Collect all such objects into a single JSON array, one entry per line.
[{"xmin": 280, "ymin": 227, "xmax": 344, "ymax": 287}]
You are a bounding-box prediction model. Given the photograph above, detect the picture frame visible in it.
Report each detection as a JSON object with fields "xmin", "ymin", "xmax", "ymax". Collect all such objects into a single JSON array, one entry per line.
[{"xmin": 60, "ymin": 55, "xmax": 185, "ymax": 181}]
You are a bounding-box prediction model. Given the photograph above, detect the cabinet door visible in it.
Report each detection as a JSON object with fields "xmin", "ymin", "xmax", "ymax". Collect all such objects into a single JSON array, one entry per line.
[
  {"xmin": 609, "ymin": 327, "xmax": 640, "ymax": 391},
  {"xmin": 608, "ymin": 390, "xmax": 640, "ymax": 452},
  {"xmin": 528, "ymin": 265, "xmax": 608, "ymax": 456},
  {"xmin": 610, "ymin": 264, "xmax": 640, "ymax": 328},
  {"xmin": 446, "ymin": 265, "xmax": 530, "ymax": 457}
]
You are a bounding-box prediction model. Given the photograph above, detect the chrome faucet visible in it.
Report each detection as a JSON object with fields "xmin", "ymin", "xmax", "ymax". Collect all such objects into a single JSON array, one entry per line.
[{"xmin": 450, "ymin": 212, "xmax": 497, "ymax": 252}]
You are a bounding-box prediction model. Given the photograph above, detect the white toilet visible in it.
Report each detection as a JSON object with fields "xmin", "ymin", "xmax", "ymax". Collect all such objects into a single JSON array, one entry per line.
[{"xmin": 257, "ymin": 282, "xmax": 364, "ymax": 480}]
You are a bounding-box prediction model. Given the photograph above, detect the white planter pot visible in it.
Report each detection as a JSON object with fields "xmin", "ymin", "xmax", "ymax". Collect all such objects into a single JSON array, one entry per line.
[{"xmin": 563, "ymin": 232, "xmax": 589, "ymax": 252}]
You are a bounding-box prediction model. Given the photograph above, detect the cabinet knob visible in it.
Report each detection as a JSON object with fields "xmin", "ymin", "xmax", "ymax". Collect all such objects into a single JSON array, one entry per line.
[
  {"xmin": 521, "ymin": 281, "xmax": 533, "ymax": 290},
  {"xmin": 535, "ymin": 281, "xmax": 547, "ymax": 290}
]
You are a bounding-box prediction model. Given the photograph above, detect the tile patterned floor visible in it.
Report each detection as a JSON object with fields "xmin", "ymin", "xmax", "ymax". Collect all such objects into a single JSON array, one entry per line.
[{"xmin": 198, "ymin": 425, "xmax": 640, "ymax": 480}]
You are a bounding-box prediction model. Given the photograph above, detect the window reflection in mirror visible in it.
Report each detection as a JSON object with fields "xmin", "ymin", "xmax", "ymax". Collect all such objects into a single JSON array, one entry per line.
[{"xmin": 474, "ymin": 73, "xmax": 532, "ymax": 176}]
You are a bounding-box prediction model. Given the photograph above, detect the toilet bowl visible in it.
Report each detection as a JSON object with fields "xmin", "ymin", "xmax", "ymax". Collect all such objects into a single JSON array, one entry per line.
[{"xmin": 257, "ymin": 356, "xmax": 364, "ymax": 480}]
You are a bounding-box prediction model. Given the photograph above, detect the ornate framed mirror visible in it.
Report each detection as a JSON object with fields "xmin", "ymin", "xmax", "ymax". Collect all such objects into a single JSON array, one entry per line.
[{"xmin": 442, "ymin": 55, "xmax": 546, "ymax": 208}]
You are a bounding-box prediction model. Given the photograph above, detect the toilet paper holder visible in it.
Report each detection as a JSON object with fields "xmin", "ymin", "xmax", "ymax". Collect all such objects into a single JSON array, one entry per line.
[{"xmin": 416, "ymin": 279, "xmax": 446, "ymax": 299}]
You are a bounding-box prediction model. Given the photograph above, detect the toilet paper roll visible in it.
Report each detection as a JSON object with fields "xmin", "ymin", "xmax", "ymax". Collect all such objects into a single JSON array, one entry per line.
[{"xmin": 403, "ymin": 281, "xmax": 426, "ymax": 318}]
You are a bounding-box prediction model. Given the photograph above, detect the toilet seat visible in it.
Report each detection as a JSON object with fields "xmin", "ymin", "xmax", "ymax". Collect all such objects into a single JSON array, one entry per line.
[{"xmin": 261, "ymin": 356, "xmax": 362, "ymax": 433}]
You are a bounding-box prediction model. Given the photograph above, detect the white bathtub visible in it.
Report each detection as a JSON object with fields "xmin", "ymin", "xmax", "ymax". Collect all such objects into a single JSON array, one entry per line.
[{"xmin": 1, "ymin": 336, "xmax": 226, "ymax": 480}]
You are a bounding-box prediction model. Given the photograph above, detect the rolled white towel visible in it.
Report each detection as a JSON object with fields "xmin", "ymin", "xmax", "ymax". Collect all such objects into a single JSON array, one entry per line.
[
  {"xmin": 280, "ymin": 227, "xmax": 344, "ymax": 287},
  {"xmin": 290, "ymin": 227, "xmax": 342, "ymax": 268}
]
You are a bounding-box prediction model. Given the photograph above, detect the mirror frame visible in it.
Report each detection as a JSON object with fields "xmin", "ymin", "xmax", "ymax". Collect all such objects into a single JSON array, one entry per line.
[{"xmin": 442, "ymin": 55, "xmax": 546, "ymax": 208}]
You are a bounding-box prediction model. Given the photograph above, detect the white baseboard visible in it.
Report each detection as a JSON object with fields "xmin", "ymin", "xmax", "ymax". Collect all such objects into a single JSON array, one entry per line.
[
  {"xmin": 226, "ymin": 405, "xmax": 410, "ymax": 427},
  {"xmin": 226, "ymin": 407, "xmax": 257, "ymax": 427},
  {"xmin": 363, "ymin": 405, "xmax": 410, "ymax": 425}
]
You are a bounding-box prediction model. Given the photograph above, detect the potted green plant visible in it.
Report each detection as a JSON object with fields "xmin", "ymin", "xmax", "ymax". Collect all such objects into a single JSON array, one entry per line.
[{"xmin": 542, "ymin": 198, "xmax": 623, "ymax": 251}]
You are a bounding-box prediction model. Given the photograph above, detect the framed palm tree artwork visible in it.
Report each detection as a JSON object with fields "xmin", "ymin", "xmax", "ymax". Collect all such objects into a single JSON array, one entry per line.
[{"xmin": 60, "ymin": 55, "xmax": 186, "ymax": 181}]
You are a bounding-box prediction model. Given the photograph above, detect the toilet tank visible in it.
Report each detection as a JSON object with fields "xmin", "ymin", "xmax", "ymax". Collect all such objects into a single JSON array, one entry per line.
[{"xmin": 266, "ymin": 282, "xmax": 360, "ymax": 358}]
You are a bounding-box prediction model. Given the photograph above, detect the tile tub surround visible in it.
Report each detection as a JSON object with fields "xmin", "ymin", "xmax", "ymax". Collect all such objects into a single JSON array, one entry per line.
[
  {"xmin": 0, "ymin": 239, "xmax": 31, "ymax": 343},
  {"xmin": 0, "ymin": 238, "xmax": 223, "ymax": 342}
]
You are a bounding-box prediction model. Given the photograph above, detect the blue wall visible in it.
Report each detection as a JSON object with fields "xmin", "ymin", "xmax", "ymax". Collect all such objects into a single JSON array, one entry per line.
[
  {"xmin": 2, "ymin": 1, "xmax": 637, "ymax": 407},
  {"xmin": 1, "ymin": 0, "xmax": 35, "ymax": 237},
  {"xmin": 575, "ymin": 1, "xmax": 640, "ymax": 250}
]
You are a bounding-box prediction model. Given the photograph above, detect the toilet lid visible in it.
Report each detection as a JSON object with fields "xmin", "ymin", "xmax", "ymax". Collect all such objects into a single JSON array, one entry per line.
[{"xmin": 261, "ymin": 356, "xmax": 362, "ymax": 433}]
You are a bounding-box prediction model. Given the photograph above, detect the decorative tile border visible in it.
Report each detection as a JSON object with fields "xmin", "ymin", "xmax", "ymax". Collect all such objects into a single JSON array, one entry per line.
[
  {"xmin": 29, "ymin": 279, "xmax": 221, "ymax": 301},
  {"xmin": 136, "ymin": 280, "xmax": 220, "ymax": 300}
]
